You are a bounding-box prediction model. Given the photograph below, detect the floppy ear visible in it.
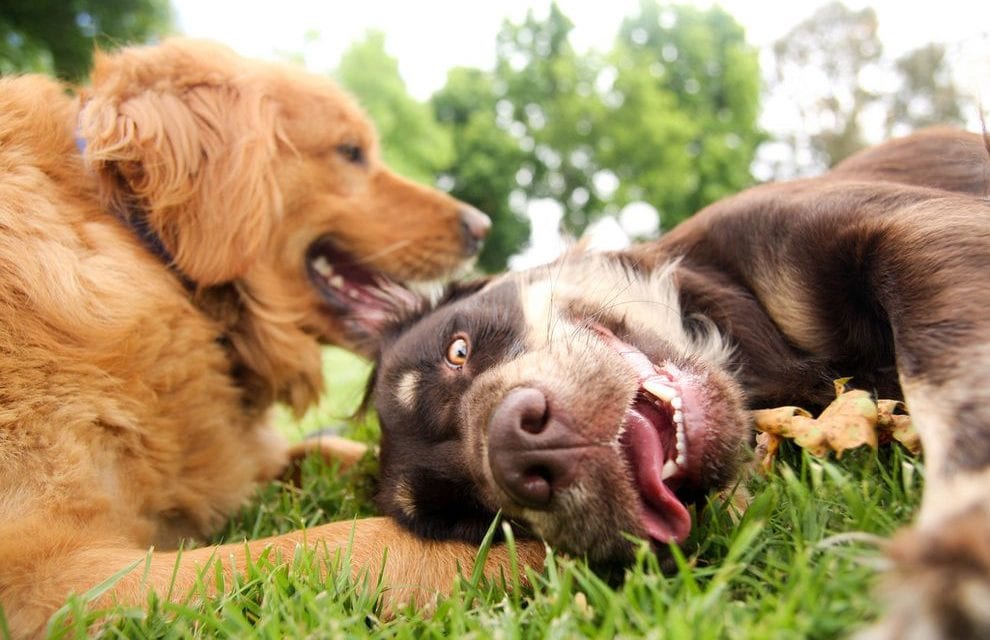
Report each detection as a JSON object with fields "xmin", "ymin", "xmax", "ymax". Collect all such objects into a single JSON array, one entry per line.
[
  {"xmin": 80, "ymin": 46, "xmax": 282, "ymax": 285},
  {"xmin": 347, "ymin": 276, "xmax": 495, "ymax": 357}
]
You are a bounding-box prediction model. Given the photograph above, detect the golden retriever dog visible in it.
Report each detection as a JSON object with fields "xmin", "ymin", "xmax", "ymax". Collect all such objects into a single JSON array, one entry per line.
[{"xmin": 0, "ymin": 39, "xmax": 542, "ymax": 638}]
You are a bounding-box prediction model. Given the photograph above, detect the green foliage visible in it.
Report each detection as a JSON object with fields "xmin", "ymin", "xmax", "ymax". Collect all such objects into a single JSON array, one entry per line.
[
  {"xmin": 321, "ymin": 3, "xmax": 765, "ymax": 270},
  {"xmin": 609, "ymin": 2, "xmax": 764, "ymax": 227},
  {"xmin": 431, "ymin": 1, "xmax": 764, "ymax": 267},
  {"xmin": 335, "ymin": 31, "xmax": 454, "ymax": 184},
  {"xmin": 493, "ymin": 4, "xmax": 608, "ymax": 235},
  {"xmin": 432, "ymin": 67, "xmax": 531, "ymax": 273},
  {"xmin": 0, "ymin": 0, "xmax": 172, "ymax": 81}
]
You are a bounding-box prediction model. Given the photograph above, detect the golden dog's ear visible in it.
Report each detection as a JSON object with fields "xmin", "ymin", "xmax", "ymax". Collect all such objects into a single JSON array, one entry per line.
[{"xmin": 80, "ymin": 43, "xmax": 282, "ymax": 285}]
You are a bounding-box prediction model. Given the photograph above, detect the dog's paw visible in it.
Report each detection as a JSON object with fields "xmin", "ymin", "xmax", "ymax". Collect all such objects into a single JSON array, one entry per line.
[{"xmin": 858, "ymin": 508, "xmax": 990, "ymax": 640}]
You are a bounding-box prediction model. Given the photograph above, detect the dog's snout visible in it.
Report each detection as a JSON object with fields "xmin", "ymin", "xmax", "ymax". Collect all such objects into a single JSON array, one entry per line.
[
  {"xmin": 459, "ymin": 206, "xmax": 491, "ymax": 255},
  {"xmin": 487, "ymin": 387, "xmax": 583, "ymax": 509}
]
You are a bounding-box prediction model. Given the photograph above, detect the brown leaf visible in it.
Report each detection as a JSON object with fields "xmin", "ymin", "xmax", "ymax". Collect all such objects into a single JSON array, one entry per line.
[
  {"xmin": 818, "ymin": 387, "xmax": 878, "ymax": 457},
  {"xmin": 876, "ymin": 399, "xmax": 921, "ymax": 454},
  {"xmin": 788, "ymin": 414, "xmax": 830, "ymax": 457},
  {"xmin": 750, "ymin": 379, "xmax": 921, "ymax": 466},
  {"xmin": 754, "ymin": 431, "xmax": 781, "ymax": 474},
  {"xmin": 752, "ymin": 406, "xmax": 813, "ymax": 436}
]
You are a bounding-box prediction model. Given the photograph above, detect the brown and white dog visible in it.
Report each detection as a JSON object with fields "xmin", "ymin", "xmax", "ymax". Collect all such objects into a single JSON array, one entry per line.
[
  {"xmin": 0, "ymin": 39, "xmax": 551, "ymax": 638},
  {"xmin": 364, "ymin": 128, "xmax": 990, "ymax": 638}
]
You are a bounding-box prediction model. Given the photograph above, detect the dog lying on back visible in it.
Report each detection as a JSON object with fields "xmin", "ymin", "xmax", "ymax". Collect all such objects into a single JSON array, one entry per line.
[{"xmin": 358, "ymin": 128, "xmax": 990, "ymax": 637}]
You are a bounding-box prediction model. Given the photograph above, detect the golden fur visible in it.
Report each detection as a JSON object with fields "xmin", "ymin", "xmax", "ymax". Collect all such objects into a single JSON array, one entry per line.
[{"xmin": 0, "ymin": 39, "xmax": 541, "ymax": 638}]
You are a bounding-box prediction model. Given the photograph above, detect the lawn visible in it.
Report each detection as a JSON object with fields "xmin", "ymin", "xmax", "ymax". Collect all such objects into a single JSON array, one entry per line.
[{"xmin": 26, "ymin": 347, "xmax": 922, "ymax": 640}]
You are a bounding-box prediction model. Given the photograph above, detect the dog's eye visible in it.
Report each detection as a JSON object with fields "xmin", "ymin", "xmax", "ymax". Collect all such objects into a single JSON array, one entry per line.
[
  {"xmin": 336, "ymin": 143, "xmax": 365, "ymax": 165},
  {"xmin": 445, "ymin": 336, "xmax": 469, "ymax": 369}
]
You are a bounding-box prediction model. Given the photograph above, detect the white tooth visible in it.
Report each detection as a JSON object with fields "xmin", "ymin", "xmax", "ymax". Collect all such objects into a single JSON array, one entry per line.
[
  {"xmin": 329, "ymin": 275, "xmax": 344, "ymax": 289},
  {"xmin": 676, "ymin": 452, "xmax": 687, "ymax": 466},
  {"xmin": 312, "ymin": 256, "xmax": 333, "ymax": 276},
  {"xmin": 673, "ymin": 411, "xmax": 683, "ymax": 425},
  {"xmin": 643, "ymin": 378, "xmax": 677, "ymax": 402},
  {"xmin": 671, "ymin": 396, "xmax": 682, "ymax": 410},
  {"xmin": 662, "ymin": 459, "xmax": 679, "ymax": 480}
]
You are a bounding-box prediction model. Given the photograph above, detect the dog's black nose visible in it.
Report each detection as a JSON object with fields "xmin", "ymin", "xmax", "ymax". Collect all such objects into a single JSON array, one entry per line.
[
  {"xmin": 459, "ymin": 206, "xmax": 491, "ymax": 255},
  {"xmin": 487, "ymin": 387, "xmax": 583, "ymax": 509}
]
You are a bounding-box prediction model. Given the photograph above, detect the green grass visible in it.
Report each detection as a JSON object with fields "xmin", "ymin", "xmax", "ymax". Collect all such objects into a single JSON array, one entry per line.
[{"xmin": 33, "ymin": 348, "xmax": 923, "ymax": 639}]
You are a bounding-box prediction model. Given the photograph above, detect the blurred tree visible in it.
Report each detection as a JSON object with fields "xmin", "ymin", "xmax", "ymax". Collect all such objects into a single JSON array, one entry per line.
[
  {"xmin": 884, "ymin": 43, "xmax": 965, "ymax": 137},
  {"xmin": 481, "ymin": 1, "xmax": 762, "ymax": 242},
  {"xmin": 763, "ymin": 1, "xmax": 970, "ymax": 177},
  {"xmin": 767, "ymin": 1, "xmax": 883, "ymax": 175},
  {"xmin": 335, "ymin": 31, "xmax": 453, "ymax": 184},
  {"xmin": 0, "ymin": 0, "xmax": 172, "ymax": 80},
  {"xmin": 432, "ymin": 67, "xmax": 530, "ymax": 273},
  {"xmin": 493, "ymin": 3, "xmax": 607, "ymax": 235},
  {"xmin": 609, "ymin": 1, "xmax": 763, "ymax": 227}
]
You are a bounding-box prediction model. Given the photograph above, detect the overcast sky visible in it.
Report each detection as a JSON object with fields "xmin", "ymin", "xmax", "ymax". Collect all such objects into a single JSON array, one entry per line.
[{"xmin": 172, "ymin": 0, "xmax": 989, "ymax": 100}]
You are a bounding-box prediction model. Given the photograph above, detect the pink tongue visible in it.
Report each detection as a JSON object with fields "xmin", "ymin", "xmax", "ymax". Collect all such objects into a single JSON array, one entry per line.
[{"xmin": 623, "ymin": 413, "xmax": 692, "ymax": 543}]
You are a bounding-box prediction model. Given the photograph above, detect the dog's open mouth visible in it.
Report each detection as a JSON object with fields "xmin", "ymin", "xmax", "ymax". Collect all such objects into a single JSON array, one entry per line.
[
  {"xmin": 306, "ymin": 238, "xmax": 416, "ymax": 331},
  {"xmin": 594, "ymin": 326, "xmax": 711, "ymax": 545}
]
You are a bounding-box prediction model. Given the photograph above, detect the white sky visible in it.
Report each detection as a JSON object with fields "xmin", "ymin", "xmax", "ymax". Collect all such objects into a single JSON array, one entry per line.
[
  {"xmin": 171, "ymin": 1, "xmax": 989, "ymax": 266},
  {"xmin": 172, "ymin": 0, "xmax": 989, "ymax": 99}
]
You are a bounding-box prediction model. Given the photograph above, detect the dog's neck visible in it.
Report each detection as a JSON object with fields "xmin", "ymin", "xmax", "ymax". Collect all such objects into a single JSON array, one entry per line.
[
  {"xmin": 75, "ymin": 132, "xmax": 197, "ymax": 292},
  {"xmin": 75, "ymin": 132, "xmax": 276, "ymax": 412}
]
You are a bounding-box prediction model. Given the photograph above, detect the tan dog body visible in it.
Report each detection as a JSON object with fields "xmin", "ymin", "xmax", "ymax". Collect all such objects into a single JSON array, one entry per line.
[{"xmin": 0, "ymin": 40, "xmax": 539, "ymax": 638}]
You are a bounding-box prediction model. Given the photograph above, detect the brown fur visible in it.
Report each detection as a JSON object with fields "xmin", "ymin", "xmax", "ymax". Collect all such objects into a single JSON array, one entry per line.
[
  {"xmin": 0, "ymin": 39, "xmax": 541, "ymax": 638},
  {"xmin": 369, "ymin": 128, "xmax": 990, "ymax": 637}
]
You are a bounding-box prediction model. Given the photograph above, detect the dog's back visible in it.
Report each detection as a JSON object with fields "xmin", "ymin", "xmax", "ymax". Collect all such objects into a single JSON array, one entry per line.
[{"xmin": 828, "ymin": 126, "xmax": 990, "ymax": 196}]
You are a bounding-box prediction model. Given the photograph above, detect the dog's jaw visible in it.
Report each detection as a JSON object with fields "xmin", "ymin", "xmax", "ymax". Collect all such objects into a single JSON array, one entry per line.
[
  {"xmin": 432, "ymin": 264, "xmax": 750, "ymax": 559},
  {"xmin": 371, "ymin": 257, "xmax": 752, "ymax": 561}
]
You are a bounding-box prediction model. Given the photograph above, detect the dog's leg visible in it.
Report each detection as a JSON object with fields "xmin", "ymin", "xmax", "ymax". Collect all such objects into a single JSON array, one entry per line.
[
  {"xmin": 2, "ymin": 517, "xmax": 545, "ymax": 638},
  {"xmin": 858, "ymin": 373, "xmax": 990, "ymax": 640},
  {"xmin": 857, "ymin": 220, "xmax": 990, "ymax": 638},
  {"xmin": 283, "ymin": 435, "xmax": 371, "ymax": 485}
]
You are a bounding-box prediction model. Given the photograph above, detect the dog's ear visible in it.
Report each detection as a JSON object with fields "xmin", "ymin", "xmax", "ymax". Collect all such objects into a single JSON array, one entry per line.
[
  {"xmin": 345, "ymin": 276, "xmax": 495, "ymax": 359},
  {"xmin": 80, "ymin": 40, "xmax": 282, "ymax": 285}
]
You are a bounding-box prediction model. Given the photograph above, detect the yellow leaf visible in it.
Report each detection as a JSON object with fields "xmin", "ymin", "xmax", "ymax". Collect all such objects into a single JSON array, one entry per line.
[
  {"xmin": 818, "ymin": 388, "xmax": 878, "ymax": 458},
  {"xmin": 752, "ymin": 406, "xmax": 813, "ymax": 436}
]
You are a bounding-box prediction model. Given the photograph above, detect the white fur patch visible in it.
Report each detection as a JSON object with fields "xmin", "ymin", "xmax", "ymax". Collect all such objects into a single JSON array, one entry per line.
[
  {"xmin": 395, "ymin": 370, "xmax": 420, "ymax": 410},
  {"xmin": 520, "ymin": 255, "xmax": 732, "ymax": 367}
]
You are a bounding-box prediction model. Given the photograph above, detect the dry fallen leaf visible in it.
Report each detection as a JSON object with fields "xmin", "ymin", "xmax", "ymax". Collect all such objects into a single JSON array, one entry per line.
[
  {"xmin": 876, "ymin": 399, "xmax": 922, "ymax": 455},
  {"xmin": 752, "ymin": 378, "xmax": 919, "ymax": 469}
]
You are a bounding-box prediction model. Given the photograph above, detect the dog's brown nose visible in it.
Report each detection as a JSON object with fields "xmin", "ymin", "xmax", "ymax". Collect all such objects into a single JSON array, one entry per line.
[
  {"xmin": 459, "ymin": 206, "xmax": 491, "ymax": 256},
  {"xmin": 487, "ymin": 387, "xmax": 583, "ymax": 509}
]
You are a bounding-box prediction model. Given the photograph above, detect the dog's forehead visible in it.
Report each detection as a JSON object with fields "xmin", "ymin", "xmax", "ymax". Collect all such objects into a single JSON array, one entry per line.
[{"xmin": 382, "ymin": 276, "xmax": 523, "ymax": 369}]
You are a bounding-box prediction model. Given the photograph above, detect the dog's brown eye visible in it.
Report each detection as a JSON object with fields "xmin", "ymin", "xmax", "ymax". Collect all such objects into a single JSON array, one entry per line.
[
  {"xmin": 445, "ymin": 336, "xmax": 469, "ymax": 369},
  {"xmin": 336, "ymin": 143, "xmax": 365, "ymax": 165}
]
